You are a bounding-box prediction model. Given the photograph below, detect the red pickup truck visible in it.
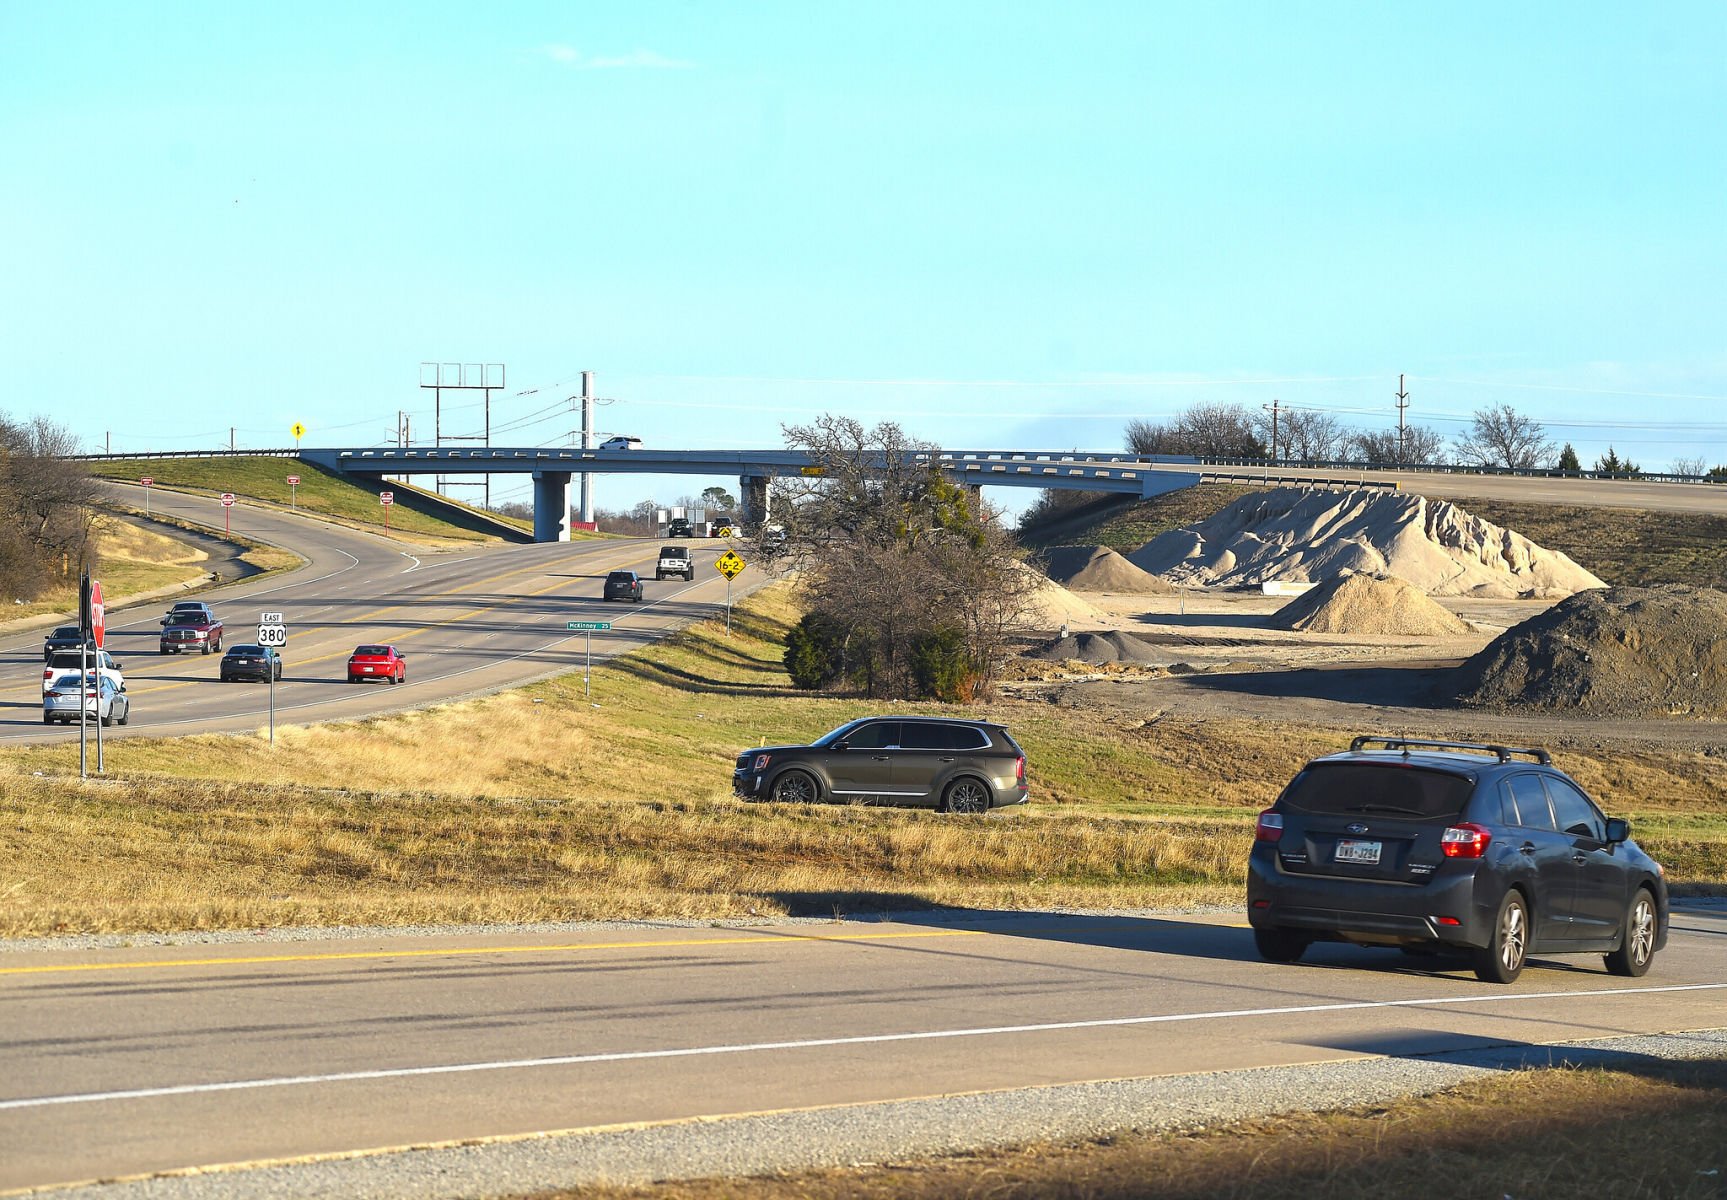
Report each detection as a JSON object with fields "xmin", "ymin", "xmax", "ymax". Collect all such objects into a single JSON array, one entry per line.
[{"xmin": 160, "ymin": 602, "xmax": 224, "ymax": 655}]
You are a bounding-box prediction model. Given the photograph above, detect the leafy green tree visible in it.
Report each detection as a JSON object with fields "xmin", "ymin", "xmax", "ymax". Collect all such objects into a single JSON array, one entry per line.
[{"xmin": 699, "ymin": 485, "xmax": 737, "ymax": 511}]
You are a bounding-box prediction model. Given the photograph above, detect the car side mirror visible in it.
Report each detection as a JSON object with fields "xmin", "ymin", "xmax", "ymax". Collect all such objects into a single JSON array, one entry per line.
[
  {"xmin": 1605, "ymin": 817, "xmax": 1631, "ymax": 844},
  {"xmin": 831, "ymin": 739, "xmax": 850, "ymax": 751}
]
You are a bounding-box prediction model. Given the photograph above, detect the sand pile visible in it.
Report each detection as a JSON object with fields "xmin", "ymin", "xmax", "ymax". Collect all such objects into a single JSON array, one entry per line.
[
  {"xmin": 1040, "ymin": 545, "xmax": 1176, "ymax": 593},
  {"xmin": 1271, "ymin": 572, "xmax": 1471, "ymax": 636},
  {"xmin": 1028, "ymin": 631, "xmax": 1166, "ymax": 664},
  {"xmin": 1127, "ymin": 486, "xmax": 1604, "ymax": 599},
  {"xmin": 1456, "ymin": 585, "xmax": 1727, "ymax": 717},
  {"xmin": 1018, "ymin": 565, "xmax": 1111, "ymax": 627}
]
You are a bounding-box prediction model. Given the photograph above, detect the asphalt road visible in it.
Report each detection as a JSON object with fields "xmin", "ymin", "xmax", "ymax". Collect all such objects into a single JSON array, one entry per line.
[
  {"xmin": 2, "ymin": 907, "xmax": 1723, "ymax": 1191},
  {"xmin": 0, "ymin": 484, "xmax": 749, "ymax": 744}
]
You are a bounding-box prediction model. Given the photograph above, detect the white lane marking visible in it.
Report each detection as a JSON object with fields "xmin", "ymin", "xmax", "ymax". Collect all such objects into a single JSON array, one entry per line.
[
  {"xmin": 4, "ymin": 981, "xmax": 1723, "ymax": 1112},
  {"xmin": 399, "ymin": 552, "xmax": 423, "ymax": 573}
]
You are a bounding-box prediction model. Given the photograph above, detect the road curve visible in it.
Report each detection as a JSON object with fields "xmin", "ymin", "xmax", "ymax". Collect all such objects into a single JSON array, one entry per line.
[
  {"xmin": 1, "ymin": 484, "xmax": 751, "ymax": 743},
  {"xmin": 1, "ymin": 907, "xmax": 1723, "ymax": 1191}
]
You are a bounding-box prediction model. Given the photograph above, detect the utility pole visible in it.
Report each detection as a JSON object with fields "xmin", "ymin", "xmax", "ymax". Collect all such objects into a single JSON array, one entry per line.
[
  {"xmin": 230, "ymin": 427, "xmax": 236, "ymax": 452},
  {"xmin": 1395, "ymin": 374, "xmax": 1410, "ymax": 464},
  {"xmin": 578, "ymin": 370, "xmax": 595, "ymax": 525},
  {"xmin": 1262, "ymin": 399, "xmax": 1281, "ymax": 463},
  {"xmin": 105, "ymin": 432, "xmax": 110, "ymax": 455}
]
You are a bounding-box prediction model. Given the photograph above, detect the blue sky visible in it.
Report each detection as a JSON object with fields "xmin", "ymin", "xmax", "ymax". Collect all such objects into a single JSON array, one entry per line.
[{"xmin": 4, "ymin": 2, "xmax": 1723, "ymax": 514}]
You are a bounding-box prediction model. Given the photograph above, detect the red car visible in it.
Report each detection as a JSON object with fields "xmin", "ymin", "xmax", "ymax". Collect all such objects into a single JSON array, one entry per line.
[{"xmin": 347, "ymin": 644, "xmax": 406, "ymax": 684}]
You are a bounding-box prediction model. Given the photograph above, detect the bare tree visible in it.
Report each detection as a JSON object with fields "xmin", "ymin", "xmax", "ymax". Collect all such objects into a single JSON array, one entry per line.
[
  {"xmin": 776, "ymin": 415, "xmax": 1036, "ymax": 700},
  {"xmin": 1347, "ymin": 425, "xmax": 1447, "ymax": 465},
  {"xmin": 1672, "ymin": 455, "xmax": 1708, "ymax": 478},
  {"xmin": 1255, "ymin": 409, "xmax": 1350, "ymax": 462},
  {"xmin": 0, "ymin": 416, "xmax": 102, "ymax": 597},
  {"xmin": 1125, "ymin": 403, "xmax": 1266, "ymax": 459},
  {"xmin": 1451, "ymin": 404, "xmax": 1555, "ymax": 470}
]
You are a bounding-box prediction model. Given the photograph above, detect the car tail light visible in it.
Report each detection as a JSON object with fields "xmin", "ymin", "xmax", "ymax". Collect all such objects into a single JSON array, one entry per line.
[
  {"xmin": 1015, "ymin": 756, "xmax": 1026, "ymax": 784},
  {"xmin": 1441, "ymin": 822, "xmax": 1493, "ymax": 858},
  {"xmin": 751, "ymin": 754, "xmax": 772, "ymax": 772},
  {"xmin": 1255, "ymin": 809, "xmax": 1283, "ymax": 843}
]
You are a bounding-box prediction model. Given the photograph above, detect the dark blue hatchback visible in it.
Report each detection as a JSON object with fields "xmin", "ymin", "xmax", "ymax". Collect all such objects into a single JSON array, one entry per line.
[{"xmin": 1247, "ymin": 736, "xmax": 1668, "ymax": 984}]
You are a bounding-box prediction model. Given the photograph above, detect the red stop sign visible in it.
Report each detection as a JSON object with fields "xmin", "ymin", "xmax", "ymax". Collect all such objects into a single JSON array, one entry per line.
[{"xmin": 86, "ymin": 579, "xmax": 106, "ymax": 650}]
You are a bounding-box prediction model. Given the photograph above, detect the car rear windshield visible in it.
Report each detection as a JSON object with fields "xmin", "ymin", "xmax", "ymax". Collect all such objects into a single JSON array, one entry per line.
[
  {"xmin": 607, "ymin": 571, "xmax": 634, "ymax": 581},
  {"xmin": 1279, "ymin": 762, "xmax": 1474, "ymax": 821},
  {"xmin": 354, "ymin": 645, "xmax": 389, "ymax": 656}
]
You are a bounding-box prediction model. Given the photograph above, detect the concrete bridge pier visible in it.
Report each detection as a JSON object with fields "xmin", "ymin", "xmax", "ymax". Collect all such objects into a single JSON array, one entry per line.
[
  {"xmin": 533, "ymin": 471, "xmax": 572, "ymax": 542},
  {"xmin": 740, "ymin": 474, "xmax": 772, "ymax": 527}
]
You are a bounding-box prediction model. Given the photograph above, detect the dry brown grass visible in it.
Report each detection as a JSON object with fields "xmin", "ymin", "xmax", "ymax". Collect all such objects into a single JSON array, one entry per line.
[
  {"xmin": 534, "ymin": 1059, "xmax": 1727, "ymax": 1200},
  {"xmin": 3, "ymin": 583, "xmax": 1724, "ymax": 937}
]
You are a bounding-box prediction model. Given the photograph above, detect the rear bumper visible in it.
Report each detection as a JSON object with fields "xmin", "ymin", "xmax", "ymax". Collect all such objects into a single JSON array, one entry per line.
[{"xmin": 1247, "ymin": 848, "xmax": 1492, "ymax": 948}]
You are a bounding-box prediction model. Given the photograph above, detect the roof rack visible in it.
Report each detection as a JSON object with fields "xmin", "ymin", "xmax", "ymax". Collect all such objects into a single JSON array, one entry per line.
[{"xmin": 1347, "ymin": 735, "xmax": 1551, "ymax": 765}]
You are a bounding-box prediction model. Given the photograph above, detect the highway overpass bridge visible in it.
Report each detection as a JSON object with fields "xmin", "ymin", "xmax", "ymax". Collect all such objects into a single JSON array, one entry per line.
[{"xmin": 294, "ymin": 446, "xmax": 1209, "ymax": 542}]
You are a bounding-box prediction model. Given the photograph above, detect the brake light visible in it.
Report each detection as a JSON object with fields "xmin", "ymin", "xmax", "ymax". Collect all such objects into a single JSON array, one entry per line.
[
  {"xmin": 1441, "ymin": 823, "xmax": 1493, "ymax": 858},
  {"xmin": 1255, "ymin": 809, "xmax": 1283, "ymax": 843},
  {"xmin": 1015, "ymin": 756, "xmax": 1026, "ymax": 784}
]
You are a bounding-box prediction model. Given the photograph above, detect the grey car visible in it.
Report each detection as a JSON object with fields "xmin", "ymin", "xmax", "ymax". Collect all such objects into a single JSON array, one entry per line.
[
  {"xmin": 733, "ymin": 716, "xmax": 1029, "ymax": 813},
  {"xmin": 1247, "ymin": 736, "xmax": 1669, "ymax": 983},
  {"xmin": 44, "ymin": 674, "xmax": 130, "ymax": 726}
]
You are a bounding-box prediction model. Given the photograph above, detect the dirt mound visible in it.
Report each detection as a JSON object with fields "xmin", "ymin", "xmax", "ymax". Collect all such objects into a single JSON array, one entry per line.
[
  {"xmin": 1271, "ymin": 572, "xmax": 1471, "ymax": 636},
  {"xmin": 1127, "ymin": 486, "xmax": 1603, "ymax": 599},
  {"xmin": 1040, "ymin": 545, "xmax": 1175, "ymax": 593},
  {"xmin": 1456, "ymin": 585, "xmax": 1727, "ymax": 716},
  {"xmin": 1018, "ymin": 564, "xmax": 1111, "ymax": 628},
  {"xmin": 1029, "ymin": 631, "xmax": 1166, "ymax": 664}
]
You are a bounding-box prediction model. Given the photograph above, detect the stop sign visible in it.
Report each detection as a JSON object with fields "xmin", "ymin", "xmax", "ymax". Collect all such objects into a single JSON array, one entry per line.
[{"xmin": 220, "ymin": 493, "xmax": 236, "ymax": 507}]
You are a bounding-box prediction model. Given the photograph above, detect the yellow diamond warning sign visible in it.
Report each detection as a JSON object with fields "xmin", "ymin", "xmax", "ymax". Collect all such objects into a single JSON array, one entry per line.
[{"xmin": 715, "ymin": 550, "xmax": 746, "ymax": 580}]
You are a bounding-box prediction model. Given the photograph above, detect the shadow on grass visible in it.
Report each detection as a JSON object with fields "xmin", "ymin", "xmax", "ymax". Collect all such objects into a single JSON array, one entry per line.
[{"xmin": 607, "ymin": 654, "xmax": 798, "ymax": 696}]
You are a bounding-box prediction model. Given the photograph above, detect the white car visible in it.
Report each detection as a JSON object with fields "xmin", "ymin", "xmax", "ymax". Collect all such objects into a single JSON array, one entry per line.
[
  {"xmin": 599, "ymin": 435, "xmax": 642, "ymax": 451},
  {"xmin": 43, "ymin": 648, "xmax": 125, "ymax": 695}
]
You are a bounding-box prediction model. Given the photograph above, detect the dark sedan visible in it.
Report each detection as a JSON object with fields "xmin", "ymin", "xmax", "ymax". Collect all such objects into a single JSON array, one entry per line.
[
  {"xmin": 43, "ymin": 625, "xmax": 92, "ymax": 663},
  {"xmin": 220, "ymin": 644, "xmax": 282, "ymax": 682}
]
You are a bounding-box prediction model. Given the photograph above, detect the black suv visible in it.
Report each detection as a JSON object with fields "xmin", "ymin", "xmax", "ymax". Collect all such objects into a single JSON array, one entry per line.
[
  {"xmin": 667, "ymin": 517, "xmax": 694, "ymax": 537},
  {"xmin": 733, "ymin": 716, "xmax": 1029, "ymax": 813},
  {"xmin": 1247, "ymin": 737, "xmax": 1668, "ymax": 984},
  {"xmin": 602, "ymin": 570, "xmax": 643, "ymax": 602},
  {"xmin": 43, "ymin": 624, "xmax": 92, "ymax": 663}
]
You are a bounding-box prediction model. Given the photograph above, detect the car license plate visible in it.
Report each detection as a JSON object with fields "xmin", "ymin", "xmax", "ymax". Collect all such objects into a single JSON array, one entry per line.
[
  {"xmin": 361, "ymin": 666, "xmax": 374, "ymax": 672},
  {"xmin": 1335, "ymin": 839, "xmax": 1382, "ymax": 865}
]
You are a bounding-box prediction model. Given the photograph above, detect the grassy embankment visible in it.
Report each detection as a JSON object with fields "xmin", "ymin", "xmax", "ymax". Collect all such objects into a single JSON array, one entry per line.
[
  {"xmin": 88, "ymin": 455, "xmax": 546, "ymax": 544},
  {"xmin": 3, "ymin": 579, "xmax": 1725, "ymax": 937}
]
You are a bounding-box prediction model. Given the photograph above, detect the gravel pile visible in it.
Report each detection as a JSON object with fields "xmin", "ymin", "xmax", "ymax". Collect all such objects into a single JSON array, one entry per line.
[
  {"xmin": 1271, "ymin": 572, "xmax": 1471, "ymax": 636},
  {"xmin": 1019, "ymin": 564, "xmax": 1112, "ymax": 628},
  {"xmin": 1128, "ymin": 486, "xmax": 1603, "ymax": 598},
  {"xmin": 1028, "ymin": 630, "xmax": 1168, "ymax": 664},
  {"xmin": 1456, "ymin": 584, "xmax": 1727, "ymax": 716},
  {"xmin": 1040, "ymin": 545, "xmax": 1175, "ymax": 594}
]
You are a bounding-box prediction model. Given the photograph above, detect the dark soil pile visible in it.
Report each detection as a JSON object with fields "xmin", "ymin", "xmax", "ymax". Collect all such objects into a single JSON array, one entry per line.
[
  {"xmin": 1040, "ymin": 545, "xmax": 1175, "ymax": 593},
  {"xmin": 1271, "ymin": 573, "xmax": 1470, "ymax": 636},
  {"xmin": 1456, "ymin": 584, "xmax": 1727, "ymax": 717},
  {"xmin": 1029, "ymin": 631, "xmax": 1167, "ymax": 665}
]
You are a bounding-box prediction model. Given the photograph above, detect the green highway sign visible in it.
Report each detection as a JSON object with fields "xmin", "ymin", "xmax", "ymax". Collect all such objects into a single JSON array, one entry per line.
[{"xmin": 567, "ymin": 621, "xmax": 613, "ymax": 631}]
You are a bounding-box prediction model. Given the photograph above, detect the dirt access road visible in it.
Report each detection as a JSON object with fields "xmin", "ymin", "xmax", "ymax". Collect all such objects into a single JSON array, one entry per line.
[{"xmin": 1005, "ymin": 588, "xmax": 1727, "ymax": 755}]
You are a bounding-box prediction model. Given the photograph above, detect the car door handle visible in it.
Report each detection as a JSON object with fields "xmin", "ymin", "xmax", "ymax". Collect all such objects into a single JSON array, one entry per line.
[
  {"xmin": 1572, "ymin": 852, "xmax": 1589, "ymax": 864},
  {"xmin": 939, "ymin": 756, "xmax": 954, "ymax": 762},
  {"xmin": 1519, "ymin": 842, "xmax": 1536, "ymax": 854},
  {"xmin": 872, "ymin": 755, "xmax": 891, "ymax": 761}
]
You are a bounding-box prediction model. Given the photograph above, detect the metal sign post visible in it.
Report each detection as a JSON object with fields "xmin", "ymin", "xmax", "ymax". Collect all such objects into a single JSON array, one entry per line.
[
  {"xmin": 380, "ymin": 491, "xmax": 394, "ymax": 536},
  {"xmin": 220, "ymin": 492, "xmax": 235, "ymax": 536},
  {"xmin": 258, "ymin": 612, "xmax": 286, "ymax": 743},
  {"xmin": 567, "ymin": 621, "xmax": 611, "ymax": 697},
  {"xmin": 714, "ymin": 551, "xmax": 746, "ymax": 635},
  {"xmin": 140, "ymin": 477, "xmax": 153, "ymax": 516},
  {"xmin": 286, "ymin": 474, "xmax": 300, "ymax": 510}
]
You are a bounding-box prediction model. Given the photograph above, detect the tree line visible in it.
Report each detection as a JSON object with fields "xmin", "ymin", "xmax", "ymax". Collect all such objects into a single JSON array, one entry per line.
[{"xmin": 1122, "ymin": 400, "xmax": 1723, "ymax": 478}]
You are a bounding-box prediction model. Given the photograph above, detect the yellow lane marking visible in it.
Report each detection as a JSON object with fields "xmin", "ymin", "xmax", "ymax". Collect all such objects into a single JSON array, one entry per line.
[{"xmin": 0, "ymin": 928, "xmax": 985, "ymax": 977}]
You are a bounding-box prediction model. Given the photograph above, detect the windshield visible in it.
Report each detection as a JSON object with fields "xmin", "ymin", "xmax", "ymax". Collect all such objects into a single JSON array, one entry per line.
[{"xmin": 813, "ymin": 720, "xmax": 870, "ymax": 748}]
